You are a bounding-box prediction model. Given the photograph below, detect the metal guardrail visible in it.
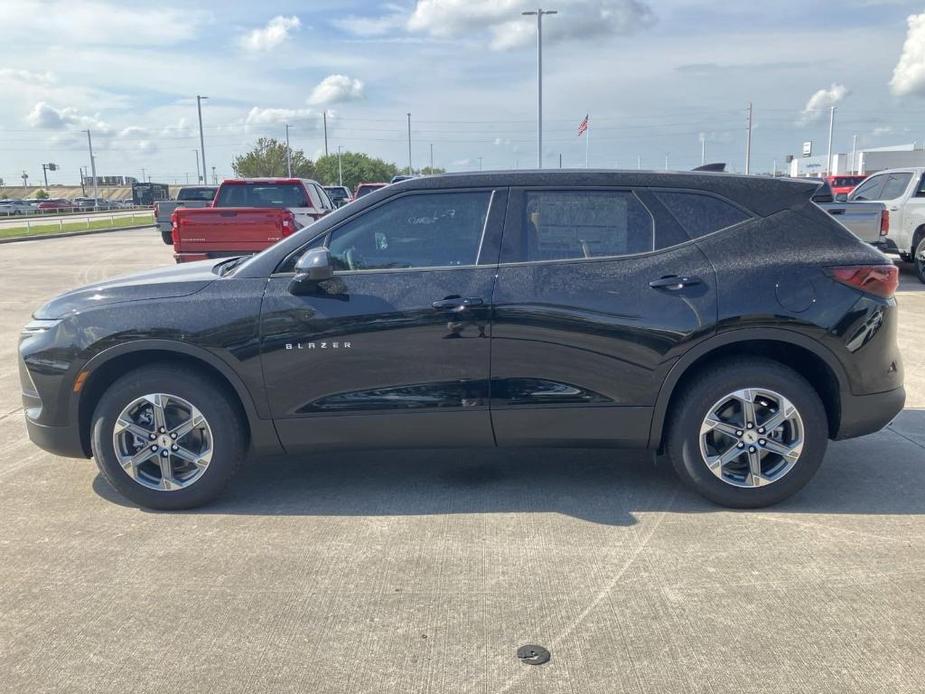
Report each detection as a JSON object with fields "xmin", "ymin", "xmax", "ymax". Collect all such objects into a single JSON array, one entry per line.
[
  {"xmin": 0, "ymin": 204, "xmax": 152, "ymax": 218},
  {"xmin": 5, "ymin": 211, "xmax": 154, "ymax": 234}
]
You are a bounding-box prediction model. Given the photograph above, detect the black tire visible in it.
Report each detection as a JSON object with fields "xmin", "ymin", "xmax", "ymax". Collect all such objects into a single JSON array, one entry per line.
[
  {"xmin": 91, "ymin": 365, "xmax": 246, "ymax": 510},
  {"xmin": 161, "ymin": 230, "xmax": 173, "ymax": 245},
  {"xmin": 665, "ymin": 358, "xmax": 828, "ymax": 508},
  {"xmin": 914, "ymin": 237, "xmax": 925, "ymax": 285}
]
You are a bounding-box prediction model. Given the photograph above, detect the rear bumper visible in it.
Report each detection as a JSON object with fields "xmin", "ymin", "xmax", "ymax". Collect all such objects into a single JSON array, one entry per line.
[
  {"xmin": 872, "ymin": 237, "xmax": 900, "ymax": 255},
  {"xmin": 25, "ymin": 416, "xmax": 88, "ymax": 459},
  {"xmin": 174, "ymin": 250, "xmax": 241, "ymax": 264},
  {"xmin": 835, "ymin": 386, "xmax": 905, "ymax": 440}
]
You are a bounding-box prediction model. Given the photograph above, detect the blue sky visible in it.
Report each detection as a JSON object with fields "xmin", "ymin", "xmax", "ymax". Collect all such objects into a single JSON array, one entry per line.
[{"xmin": 1, "ymin": 0, "xmax": 924, "ymax": 185}]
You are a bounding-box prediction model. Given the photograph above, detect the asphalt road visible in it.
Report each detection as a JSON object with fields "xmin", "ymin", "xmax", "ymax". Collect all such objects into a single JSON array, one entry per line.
[{"xmin": 1, "ymin": 228, "xmax": 923, "ymax": 693}]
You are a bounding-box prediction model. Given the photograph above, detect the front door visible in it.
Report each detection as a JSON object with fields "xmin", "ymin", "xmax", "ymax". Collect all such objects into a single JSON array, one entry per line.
[
  {"xmin": 489, "ymin": 187, "xmax": 721, "ymax": 447},
  {"xmin": 259, "ymin": 188, "xmax": 506, "ymax": 451}
]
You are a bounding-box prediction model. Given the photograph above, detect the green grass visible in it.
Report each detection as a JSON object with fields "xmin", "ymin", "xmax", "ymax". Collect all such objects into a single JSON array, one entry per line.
[{"xmin": 0, "ymin": 212, "xmax": 154, "ymax": 240}]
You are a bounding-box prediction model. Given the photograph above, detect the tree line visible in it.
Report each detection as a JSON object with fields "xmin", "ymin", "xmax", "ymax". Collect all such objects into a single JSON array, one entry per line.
[{"xmin": 231, "ymin": 137, "xmax": 445, "ymax": 191}]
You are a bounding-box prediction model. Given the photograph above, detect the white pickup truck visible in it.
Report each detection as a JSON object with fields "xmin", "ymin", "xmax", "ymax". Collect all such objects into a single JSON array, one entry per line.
[{"xmin": 848, "ymin": 167, "xmax": 925, "ymax": 282}]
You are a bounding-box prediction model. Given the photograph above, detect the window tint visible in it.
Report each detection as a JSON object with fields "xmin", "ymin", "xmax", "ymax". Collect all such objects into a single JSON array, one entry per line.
[
  {"xmin": 880, "ymin": 173, "xmax": 912, "ymax": 200},
  {"xmin": 851, "ymin": 175, "xmax": 886, "ymax": 201},
  {"xmin": 654, "ymin": 191, "xmax": 750, "ymax": 238},
  {"xmin": 215, "ymin": 183, "xmax": 309, "ymax": 208},
  {"xmin": 521, "ymin": 191, "xmax": 653, "ymax": 261},
  {"xmin": 327, "ymin": 191, "xmax": 491, "ymax": 270},
  {"xmin": 917, "ymin": 175, "xmax": 925, "ymax": 198}
]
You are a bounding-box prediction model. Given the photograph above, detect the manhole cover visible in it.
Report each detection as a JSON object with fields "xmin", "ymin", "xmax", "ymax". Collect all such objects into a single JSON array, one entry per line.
[{"xmin": 516, "ymin": 644, "xmax": 550, "ymax": 665}]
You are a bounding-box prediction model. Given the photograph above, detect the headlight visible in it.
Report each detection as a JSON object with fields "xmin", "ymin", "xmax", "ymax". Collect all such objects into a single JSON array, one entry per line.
[{"xmin": 21, "ymin": 319, "xmax": 62, "ymax": 336}]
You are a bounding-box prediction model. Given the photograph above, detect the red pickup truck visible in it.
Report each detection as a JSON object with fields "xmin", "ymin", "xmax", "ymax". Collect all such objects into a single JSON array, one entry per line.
[{"xmin": 171, "ymin": 178, "xmax": 334, "ymax": 263}]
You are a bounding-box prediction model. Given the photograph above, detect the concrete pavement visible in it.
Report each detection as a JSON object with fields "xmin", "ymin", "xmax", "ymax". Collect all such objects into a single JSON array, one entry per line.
[{"xmin": 0, "ymin": 229, "xmax": 923, "ymax": 693}]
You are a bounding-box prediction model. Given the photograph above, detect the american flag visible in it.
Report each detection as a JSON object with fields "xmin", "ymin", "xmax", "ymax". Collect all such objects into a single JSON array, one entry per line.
[{"xmin": 577, "ymin": 114, "xmax": 589, "ymax": 136}]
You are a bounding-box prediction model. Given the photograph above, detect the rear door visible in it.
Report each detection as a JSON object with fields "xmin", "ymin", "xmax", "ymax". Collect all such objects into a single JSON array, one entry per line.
[
  {"xmin": 259, "ymin": 187, "xmax": 506, "ymax": 451},
  {"xmin": 489, "ymin": 186, "xmax": 727, "ymax": 447}
]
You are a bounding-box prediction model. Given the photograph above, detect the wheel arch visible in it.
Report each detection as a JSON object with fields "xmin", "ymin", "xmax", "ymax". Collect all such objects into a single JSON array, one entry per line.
[
  {"xmin": 650, "ymin": 329, "xmax": 847, "ymax": 449},
  {"xmin": 912, "ymin": 224, "xmax": 925, "ymax": 256},
  {"xmin": 75, "ymin": 340, "xmax": 282, "ymax": 458}
]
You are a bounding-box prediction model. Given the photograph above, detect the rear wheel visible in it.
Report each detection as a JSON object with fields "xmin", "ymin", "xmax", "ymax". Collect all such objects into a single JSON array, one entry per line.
[
  {"xmin": 161, "ymin": 230, "xmax": 173, "ymax": 245},
  {"xmin": 91, "ymin": 366, "xmax": 246, "ymax": 509},
  {"xmin": 914, "ymin": 237, "xmax": 925, "ymax": 284},
  {"xmin": 666, "ymin": 359, "xmax": 828, "ymax": 508}
]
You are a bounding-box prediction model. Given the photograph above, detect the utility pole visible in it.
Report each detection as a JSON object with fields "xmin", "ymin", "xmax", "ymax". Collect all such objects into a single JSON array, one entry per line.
[
  {"xmin": 141, "ymin": 167, "xmax": 146, "ymax": 183},
  {"xmin": 323, "ymin": 111, "xmax": 329, "ymax": 157},
  {"xmin": 430, "ymin": 143, "xmax": 434, "ymax": 171},
  {"xmin": 826, "ymin": 106, "xmax": 836, "ymax": 176},
  {"xmin": 285, "ymin": 124, "xmax": 292, "ymax": 177},
  {"xmin": 478, "ymin": 156, "xmax": 483, "ymax": 171},
  {"xmin": 85, "ymin": 129, "xmax": 98, "ymax": 200},
  {"xmin": 851, "ymin": 133, "xmax": 858, "ymax": 174},
  {"xmin": 406, "ymin": 112, "xmax": 413, "ymax": 175},
  {"xmin": 745, "ymin": 102, "xmax": 753, "ymax": 175},
  {"xmin": 637, "ymin": 155, "xmax": 641, "ymax": 170},
  {"xmin": 523, "ymin": 8, "xmax": 557, "ymax": 169},
  {"xmin": 79, "ymin": 166, "xmax": 86, "ymax": 196},
  {"xmin": 197, "ymin": 95, "xmax": 208, "ymax": 186},
  {"xmin": 337, "ymin": 145, "xmax": 343, "ymax": 186},
  {"xmin": 193, "ymin": 149, "xmax": 200, "ymax": 183},
  {"xmin": 559, "ymin": 153, "xmax": 562, "ymax": 168},
  {"xmin": 700, "ymin": 132, "xmax": 706, "ymax": 165}
]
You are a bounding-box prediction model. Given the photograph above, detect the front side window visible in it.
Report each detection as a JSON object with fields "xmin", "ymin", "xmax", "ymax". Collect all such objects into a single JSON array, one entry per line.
[
  {"xmin": 880, "ymin": 173, "xmax": 912, "ymax": 200},
  {"xmin": 851, "ymin": 174, "xmax": 886, "ymax": 201},
  {"xmin": 520, "ymin": 190, "xmax": 653, "ymax": 261},
  {"xmin": 327, "ymin": 191, "xmax": 491, "ymax": 271}
]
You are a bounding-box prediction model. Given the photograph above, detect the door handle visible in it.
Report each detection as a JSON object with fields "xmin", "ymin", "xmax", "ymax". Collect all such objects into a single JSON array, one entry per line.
[
  {"xmin": 432, "ymin": 297, "xmax": 484, "ymax": 310},
  {"xmin": 889, "ymin": 206, "xmax": 899, "ymax": 212},
  {"xmin": 649, "ymin": 275, "xmax": 702, "ymax": 290}
]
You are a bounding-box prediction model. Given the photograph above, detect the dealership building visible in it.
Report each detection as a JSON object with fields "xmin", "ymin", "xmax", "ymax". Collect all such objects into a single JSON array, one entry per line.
[{"xmin": 788, "ymin": 142, "xmax": 925, "ymax": 177}]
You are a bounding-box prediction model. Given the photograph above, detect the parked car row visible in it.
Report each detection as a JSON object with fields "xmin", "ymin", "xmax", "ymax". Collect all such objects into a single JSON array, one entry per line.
[{"xmin": 0, "ymin": 197, "xmax": 135, "ymax": 215}]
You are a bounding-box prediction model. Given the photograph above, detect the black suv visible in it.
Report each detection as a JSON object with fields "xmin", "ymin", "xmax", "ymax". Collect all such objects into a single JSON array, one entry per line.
[{"xmin": 20, "ymin": 171, "xmax": 905, "ymax": 510}]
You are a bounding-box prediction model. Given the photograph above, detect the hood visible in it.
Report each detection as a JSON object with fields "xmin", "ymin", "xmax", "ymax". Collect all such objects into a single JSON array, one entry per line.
[{"xmin": 34, "ymin": 259, "xmax": 222, "ymax": 319}]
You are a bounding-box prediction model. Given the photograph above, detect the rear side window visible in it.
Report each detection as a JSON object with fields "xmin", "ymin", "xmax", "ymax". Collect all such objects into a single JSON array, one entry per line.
[
  {"xmin": 327, "ymin": 191, "xmax": 491, "ymax": 270},
  {"xmin": 520, "ymin": 190, "xmax": 653, "ymax": 261},
  {"xmin": 851, "ymin": 175, "xmax": 886, "ymax": 201},
  {"xmin": 177, "ymin": 187, "xmax": 216, "ymax": 202},
  {"xmin": 880, "ymin": 173, "xmax": 912, "ymax": 200},
  {"xmin": 654, "ymin": 191, "xmax": 750, "ymax": 239},
  {"xmin": 215, "ymin": 183, "xmax": 310, "ymax": 208}
]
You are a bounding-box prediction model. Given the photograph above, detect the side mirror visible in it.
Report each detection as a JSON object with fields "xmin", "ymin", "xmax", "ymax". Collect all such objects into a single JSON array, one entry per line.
[
  {"xmin": 835, "ymin": 192, "xmax": 848, "ymax": 202},
  {"xmin": 291, "ymin": 248, "xmax": 333, "ymax": 289}
]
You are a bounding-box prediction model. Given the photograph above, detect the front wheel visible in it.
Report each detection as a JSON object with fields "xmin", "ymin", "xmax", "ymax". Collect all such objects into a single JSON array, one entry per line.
[
  {"xmin": 91, "ymin": 365, "xmax": 246, "ymax": 509},
  {"xmin": 666, "ymin": 359, "xmax": 828, "ymax": 508},
  {"xmin": 161, "ymin": 230, "xmax": 173, "ymax": 245},
  {"xmin": 914, "ymin": 238, "xmax": 925, "ymax": 284}
]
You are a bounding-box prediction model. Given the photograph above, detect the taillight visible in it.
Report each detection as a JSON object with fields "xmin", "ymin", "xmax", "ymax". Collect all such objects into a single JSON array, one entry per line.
[
  {"xmin": 170, "ymin": 211, "xmax": 179, "ymax": 245},
  {"xmin": 828, "ymin": 264, "xmax": 899, "ymax": 299},
  {"xmin": 280, "ymin": 211, "xmax": 296, "ymax": 237},
  {"xmin": 880, "ymin": 209, "xmax": 889, "ymax": 237},
  {"xmin": 154, "ymin": 202, "xmax": 159, "ymax": 217}
]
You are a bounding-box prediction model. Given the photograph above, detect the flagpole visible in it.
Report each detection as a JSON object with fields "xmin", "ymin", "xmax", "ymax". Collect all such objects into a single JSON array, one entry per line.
[{"xmin": 585, "ymin": 113, "xmax": 590, "ymax": 168}]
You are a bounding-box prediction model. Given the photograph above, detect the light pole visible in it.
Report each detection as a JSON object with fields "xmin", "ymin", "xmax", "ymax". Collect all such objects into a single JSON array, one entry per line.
[
  {"xmin": 826, "ymin": 106, "xmax": 836, "ymax": 176},
  {"xmin": 523, "ymin": 8, "xmax": 557, "ymax": 169},
  {"xmin": 211, "ymin": 166, "xmax": 217, "ymax": 185},
  {"xmin": 430, "ymin": 143, "xmax": 434, "ymax": 171},
  {"xmin": 84, "ymin": 129, "xmax": 98, "ymax": 200},
  {"xmin": 337, "ymin": 145, "xmax": 344, "ymax": 187},
  {"xmin": 406, "ymin": 112, "xmax": 413, "ymax": 175},
  {"xmin": 193, "ymin": 149, "xmax": 200, "ymax": 184},
  {"xmin": 699, "ymin": 133, "xmax": 706, "ymax": 165},
  {"xmin": 285, "ymin": 124, "xmax": 292, "ymax": 177},
  {"xmin": 664, "ymin": 152, "xmax": 670, "ymax": 170},
  {"xmin": 197, "ymin": 96, "xmax": 208, "ymax": 185},
  {"xmin": 745, "ymin": 102, "xmax": 753, "ymax": 175},
  {"xmin": 478, "ymin": 156, "xmax": 483, "ymax": 171},
  {"xmin": 323, "ymin": 111, "xmax": 329, "ymax": 157}
]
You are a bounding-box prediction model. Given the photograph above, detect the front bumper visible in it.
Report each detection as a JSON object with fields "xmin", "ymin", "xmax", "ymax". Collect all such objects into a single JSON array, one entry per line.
[
  {"xmin": 24, "ymin": 416, "xmax": 88, "ymax": 458},
  {"xmin": 836, "ymin": 385, "xmax": 906, "ymax": 440}
]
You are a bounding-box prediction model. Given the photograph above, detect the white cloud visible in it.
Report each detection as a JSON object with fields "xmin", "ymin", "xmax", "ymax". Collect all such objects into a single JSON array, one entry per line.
[
  {"xmin": 0, "ymin": 1, "xmax": 207, "ymax": 46},
  {"xmin": 404, "ymin": 0, "xmax": 654, "ymax": 50},
  {"xmin": 245, "ymin": 106, "xmax": 320, "ymax": 127},
  {"xmin": 308, "ymin": 75, "xmax": 365, "ymax": 106},
  {"xmin": 0, "ymin": 68, "xmax": 55, "ymax": 85},
  {"xmin": 798, "ymin": 83, "xmax": 849, "ymax": 124},
  {"xmin": 26, "ymin": 102, "xmax": 110, "ymax": 133},
  {"xmin": 891, "ymin": 12, "xmax": 925, "ymax": 97},
  {"xmin": 333, "ymin": 12, "xmax": 405, "ymax": 37},
  {"xmin": 240, "ymin": 16, "xmax": 301, "ymax": 52}
]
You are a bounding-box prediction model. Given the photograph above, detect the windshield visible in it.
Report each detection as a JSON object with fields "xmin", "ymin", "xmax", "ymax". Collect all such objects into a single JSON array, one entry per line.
[{"xmin": 177, "ymin": 187, "xmax": 217, "ymax": 202}]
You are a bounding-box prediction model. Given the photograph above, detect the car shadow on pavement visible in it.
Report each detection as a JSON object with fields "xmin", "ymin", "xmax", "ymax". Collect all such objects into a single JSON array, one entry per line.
[{"xmin": 92, "ymin": 408, "xmax": 925, "ymax": 525}]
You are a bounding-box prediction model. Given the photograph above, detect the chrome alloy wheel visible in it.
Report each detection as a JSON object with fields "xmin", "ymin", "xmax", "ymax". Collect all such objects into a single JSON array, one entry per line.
[
  {"xmin": 112, "ymin": 393, "xmax": 213, "ymax": 491},
  {"xmin": 698, "ymin": 388, "xmax": 804, "ymax": 488}
]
